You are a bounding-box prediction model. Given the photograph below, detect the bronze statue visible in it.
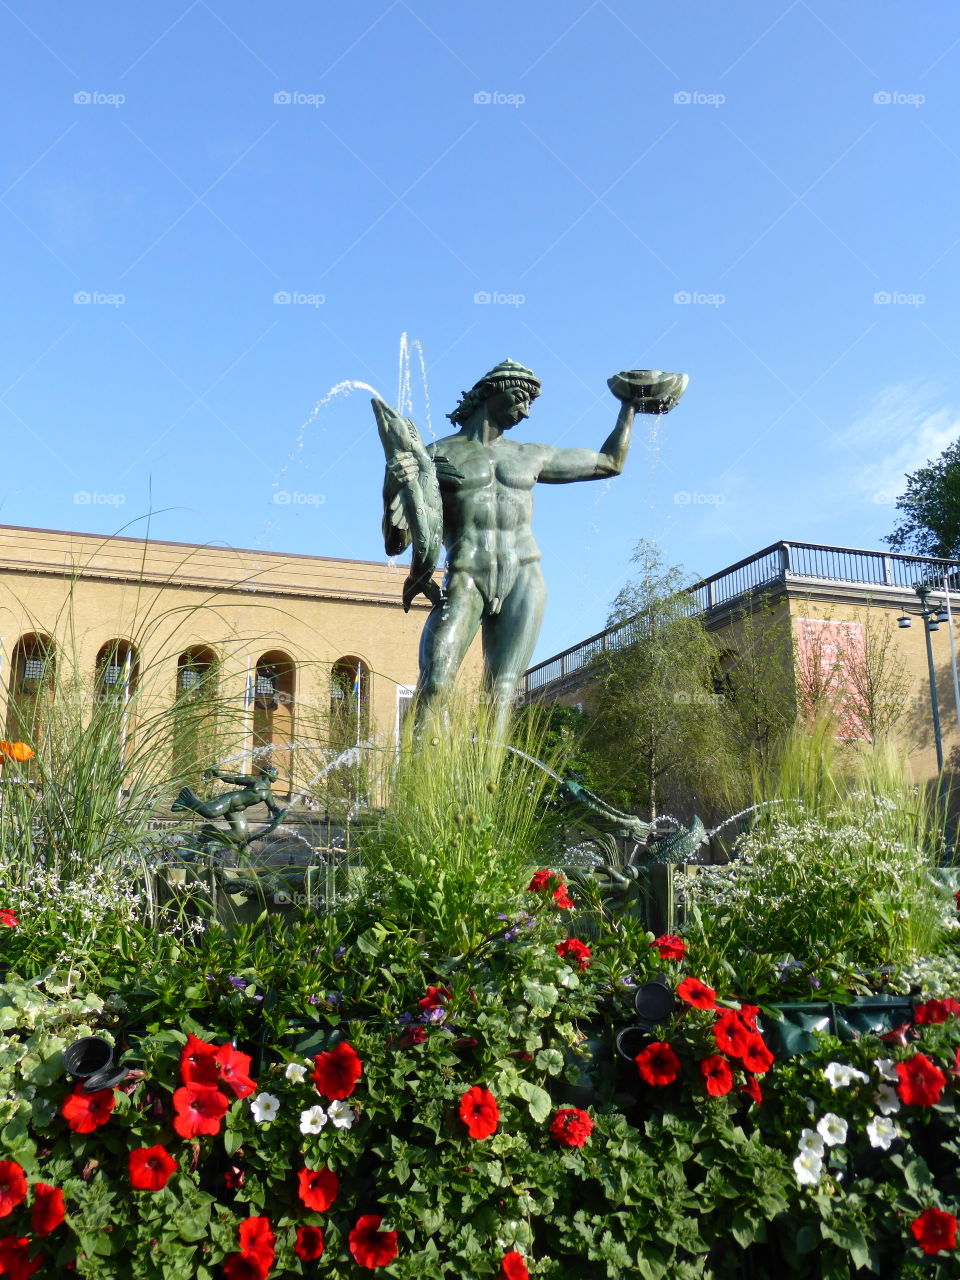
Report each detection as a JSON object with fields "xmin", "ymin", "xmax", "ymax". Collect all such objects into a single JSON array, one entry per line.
[
  {"xmin": 375, "ymin": 360, "xmax": 688, "ymax": 737},
  {"xmin": 173, "ymin": 765, "xmax": 287, "ymax": 849}
]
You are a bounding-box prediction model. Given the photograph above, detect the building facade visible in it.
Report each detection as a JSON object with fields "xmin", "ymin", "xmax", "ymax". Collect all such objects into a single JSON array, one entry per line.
[
  {"xmin": 521, "ymin": 540, "xmax": 960, "ymax": 782},
  {"xmin": 0, "ymin": 523, "xmax": 479, "ymax": 799}
]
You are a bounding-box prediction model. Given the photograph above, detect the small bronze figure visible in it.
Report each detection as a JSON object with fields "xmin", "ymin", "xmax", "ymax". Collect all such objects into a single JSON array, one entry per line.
[{"xmin": 173, "ymin": 765, "xmax": 287, "ymax": 849}]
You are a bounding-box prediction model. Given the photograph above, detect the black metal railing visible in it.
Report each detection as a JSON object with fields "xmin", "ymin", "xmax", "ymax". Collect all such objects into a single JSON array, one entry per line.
[{"xmin": 521, "ymin": 540, "xmax": 960, "ymax": 698}]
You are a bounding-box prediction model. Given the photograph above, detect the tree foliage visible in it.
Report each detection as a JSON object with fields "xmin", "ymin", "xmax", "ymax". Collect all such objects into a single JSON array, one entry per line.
[
  {"xmin": 885, "ymin": 437, "xmax": 960, "ymax": 558},
  {"xmin": 583, "ymin": 540, "xmax": 742, "ymax": 819}
]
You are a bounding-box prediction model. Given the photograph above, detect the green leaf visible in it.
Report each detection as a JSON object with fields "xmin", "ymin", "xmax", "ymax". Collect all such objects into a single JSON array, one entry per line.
[{"xmin": 517, "ymin": 1079, "xmax": 552, "ymax": 1123}]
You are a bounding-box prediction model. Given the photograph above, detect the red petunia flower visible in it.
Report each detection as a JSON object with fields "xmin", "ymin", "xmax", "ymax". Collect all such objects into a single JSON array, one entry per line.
[
  {"xmin": 295, "ymin": 1224, "xmax": 325, "ymax": 1261},
  {"xmin": 0, "ymin": 1163, "xmax": 27, "ymax": 1218},
  {"xmin": 179, "ymin": 1033, "xmax": 219, "ymax": 1086},
  {"xmin": 714, "ymin": 1011, "xmax": 752, "ymax": 1058},
  {"xmin": 297, "ymin": 1166, "xmax": 339, "ymax": 1212},
  {"xmin": 222, "ymin": 1256, "xmax": 269, "ymax": 1280},
  {"xmin": 224, "ymin": 1165, "xmax": 245, "ymax": 1190},
  {"xmin": 214, "ymin": 1043, "xmax": 257, "ymax": 1100},
  {"xmin": 914, "ymin": 998, "xmax": 960, "ymax": 1025},
  {"xmin": 556, "ymin": 938, "xmax": 592, "ymax": 971},
  {"xmin": 737, "ymin": 1004, "xmax": 760, "ymax": 1028},
  {"xmin": 399, "ymin": 1025, "xmax": 428, "ymax": 1047},
  {"xmin": 0, "ymin": 909, "xmax": 17, "ymax": 929},
  {"xmin": 740, "ymin": 1074, "xmax": 763, "ymax": 1106},
  {"xmin": 458, "ymin": 1085, "xmax": 499, "ymax": 1139},
  {"xmin": 238, "ymin": 1216, "xmax": 275, "ymax": 1267},
  {"xmin": 549, "ymin": 1107, "xmax": 594, "ymax": 1147},
  {"xmin": 349, "ymin": 1215, "xmax": 399, "ymax": 1269},
  {"xmin": 700, "ymin": 1054, "xmax": 734, "ymax": 1097},
  {"xmin": 552, "ymin": 885, "xmax": 574, "ymax": 909},
  {"xmin": 312, "ymin": 1041, "xmax": 363, "ymax": 1101},
  {"xmin": 635, "ymin": 1041, "xmax": 681, "ymax": 1086},
  {"xmin": 128, "ymin": 1146, "xmax": 177, "ymax": 1192},
  {"xmin": 0, "ymin": 1236, "xmax": 40, "ymax": 1280},
  {"xmin": 172, "ymin": 1083, "xmax": 229, "ymax": 1138},
  {"xmin": 651, "ymin": 934, "xmax": 686, "ymax": 962},
  {"xmin": 31, "ymin": 1183, "xmax": 65, "ymax": 1236},
  {"xmin": 418, "ymin": 986, "xmax": 452, "ymax": 1010},
  {"xmin": 911, "ymin": 1207, "xmax": 958, "ymax": 1255},
  {"xmin": 61, "ymin": 1086, "xmax": 115, "ymax": 1134},
  {"xmin": 677, "ymin": 976, "xmax": 717, "ymax": 1010},
  {"xmin": 741, "ymin": 1034, "xmax": 774, "ymax": 1076},
  {"xmin": 896, "ymin": 1053, "xmax": 947, "ymax": 1106},
  {"xmin": 500, "ymin": 1250, "xmax": 530, "ymax": 1279},
  {"xmin": 527, "ymin": 869, "xmax": 555, "ymax": 892}
]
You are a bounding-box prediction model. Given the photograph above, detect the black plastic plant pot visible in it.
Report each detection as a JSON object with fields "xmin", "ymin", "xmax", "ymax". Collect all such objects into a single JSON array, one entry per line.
[
  {"xmin": 62, "ymin": 1036, "xmax": 128, "ymax": 1093},
  {"xmin": 633, "ymin": 976, "xmax": 677, "ymax": 1029},
  {"xmin": 615, "ymin": 1024, "xmax": 654, "ymax": 1065}
]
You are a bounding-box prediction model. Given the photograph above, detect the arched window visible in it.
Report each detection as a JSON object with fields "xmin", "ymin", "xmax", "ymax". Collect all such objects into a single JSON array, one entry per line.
[
  {"xmin": 329, "ymin": 656, "xmax": 369, "ymax": 751},
  {"xmin": 173, "ymin": 646, "xmax": 219, "ymax": 784},
  {"xmin": 4, "ymin": 633, "xmax": 55, "ymax": 746},
  {"xmin": 251, "ymin": 650, "xmax": 295, "ymax": 794},
  {"xmin": 96, "ymin": 639, "xmax": 139, "ymax": 703}
]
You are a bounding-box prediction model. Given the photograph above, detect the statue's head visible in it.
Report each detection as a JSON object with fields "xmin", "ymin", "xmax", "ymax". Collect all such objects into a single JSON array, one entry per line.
[
  {"xmin": 257, "ymin": 764, "xmax": 279, "ymax": 782},
  {"xmin": 447, "ymin": 358, "xmax": 541, "ymax": 429}
]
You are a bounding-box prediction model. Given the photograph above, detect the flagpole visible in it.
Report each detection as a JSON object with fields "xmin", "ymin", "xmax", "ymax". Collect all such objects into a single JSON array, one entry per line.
[{"xmin": 942, "ymin": 574, "xmax": 960, "ymax": 733}]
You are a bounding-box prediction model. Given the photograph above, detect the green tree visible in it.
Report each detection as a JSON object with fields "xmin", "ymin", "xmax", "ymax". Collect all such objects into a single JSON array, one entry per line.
[
  {"xmin": 885, "ymin": 437, "xmax": 960, "ymax": 557},
  {"xmin": 584, "ymin": 539, "xmax": 741, "ymax": 819}
]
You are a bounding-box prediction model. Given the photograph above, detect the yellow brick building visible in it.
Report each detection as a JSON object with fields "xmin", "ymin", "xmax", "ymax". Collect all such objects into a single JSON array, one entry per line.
[
  {"xmin": 0, "ymin": 523, "xmax": 476, "ymax": 799},
  {"xmin": 521, "ymin": 540, "xmax": 960, "ymax": 783}
]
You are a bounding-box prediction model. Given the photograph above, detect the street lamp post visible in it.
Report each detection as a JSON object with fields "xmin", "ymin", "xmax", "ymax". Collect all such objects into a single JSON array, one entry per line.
[{"xmin": 898, "ymin": 584, "xmax": 949, "ymax": 772}]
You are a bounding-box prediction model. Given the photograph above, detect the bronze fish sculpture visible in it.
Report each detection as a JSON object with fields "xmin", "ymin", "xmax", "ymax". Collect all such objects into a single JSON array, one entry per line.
[{"xmin": 373, "ymin": 398, "xmax": 461, "ymax": 612}]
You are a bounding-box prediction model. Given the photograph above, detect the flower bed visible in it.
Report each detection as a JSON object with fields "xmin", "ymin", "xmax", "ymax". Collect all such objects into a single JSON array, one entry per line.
[{"xmin": 2, "ymin": 870, "xmax": 960, "ymax": 1280}]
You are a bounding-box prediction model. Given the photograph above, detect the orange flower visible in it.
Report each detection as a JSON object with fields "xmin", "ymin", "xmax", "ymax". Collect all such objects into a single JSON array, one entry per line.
[{"xmin": 0, "ymin": 741, "xmax": 34, "ymax": 763}]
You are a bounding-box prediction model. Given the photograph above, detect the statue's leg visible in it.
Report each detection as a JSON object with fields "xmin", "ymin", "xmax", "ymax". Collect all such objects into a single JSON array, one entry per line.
[
  {"xmin": 414, "ymin": 574, "xmax": 484, "ymax": 732},
  {"xmin": 481, "ymin": 562, "xmax": 546, "ymax": 740}
]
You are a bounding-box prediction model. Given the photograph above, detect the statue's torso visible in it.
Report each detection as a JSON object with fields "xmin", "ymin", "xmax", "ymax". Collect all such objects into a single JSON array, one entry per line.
[{"xmin": 428, "ymin": 435, "xmax": 544, "ymax": 584}]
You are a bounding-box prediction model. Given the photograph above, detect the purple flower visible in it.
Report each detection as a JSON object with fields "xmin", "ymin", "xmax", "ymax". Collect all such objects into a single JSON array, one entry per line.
[
  {"xmin": 420, "ymin": 1007, "xmax": 447, "ymax": 1025},
  {"xmin": 621, "ymin": 976, "xmax": 639, "ymax": 989},
  {"xmin": 308, "ymin": 994, "xmax": 321, "ymax": 1006},
  {"xmin": 228, "ymin": 976, "xmax": 249, "ymax": 991},
  {"xmin": 808, "ymin": 975, "xmax": 821, "ymax": 990},
  {"xmin": 334, "ymin": 946, "xmax": 347, "ymax": 958}
]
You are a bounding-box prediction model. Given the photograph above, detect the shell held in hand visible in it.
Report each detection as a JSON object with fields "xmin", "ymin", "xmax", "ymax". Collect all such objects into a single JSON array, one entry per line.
[{"xmin": 607, "ymin": 369, "xmax": 689, "ymax": 414}]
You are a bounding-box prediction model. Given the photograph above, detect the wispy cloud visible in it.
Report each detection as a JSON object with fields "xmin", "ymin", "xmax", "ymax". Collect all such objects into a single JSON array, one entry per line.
[{"xmin": 837, "ymin": 383, "xmax": 960, "ymax": 508}]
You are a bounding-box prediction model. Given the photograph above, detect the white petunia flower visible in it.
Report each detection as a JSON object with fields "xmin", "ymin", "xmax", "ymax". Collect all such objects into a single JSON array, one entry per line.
[
  {"xmin": 874, "ymin": 1084, "xmax": 901, "ymax": 1116},
  {"xmin": 300, "ymin": 1104, "xmax": 328, "ymax": 1135},
  {"xmin": 327, "ymin": 1098, "xmax": 356, "ymax": 1129},
  {"xmin": 793, "ymin": 1150, "xmax": 824, "ymax": 1187},
  {"xmin": 284, "ymin": 1062, "xmax": 309, "ymax": 1084},
  {"xmin": 824, "ymin": 1062, "xmax": 869, "ymax": 1089},
  {"xmin": 816, "ymin": 1112, "xmax": 848, "ymax": 1147},
  {"xmin": 798, "ymin": 1128, "xmax": 824, "ymax": 1157},
  {"xmin": 866, "ymin": 1114, "xmax": 900, "ymax": 1150},
  {"xmin": 250, "ymin": 1091, "xmax": 280, "ymax": 1124},
  {"xmin": 874, "ymin": 1058, "xmax": 898, "ymax": 1082}
]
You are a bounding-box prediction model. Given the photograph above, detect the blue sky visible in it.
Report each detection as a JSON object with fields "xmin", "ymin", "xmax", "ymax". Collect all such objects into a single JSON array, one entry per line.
[{"xmin": 2, "ymin": 1, "xmax": 960, "ymax": 662}]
